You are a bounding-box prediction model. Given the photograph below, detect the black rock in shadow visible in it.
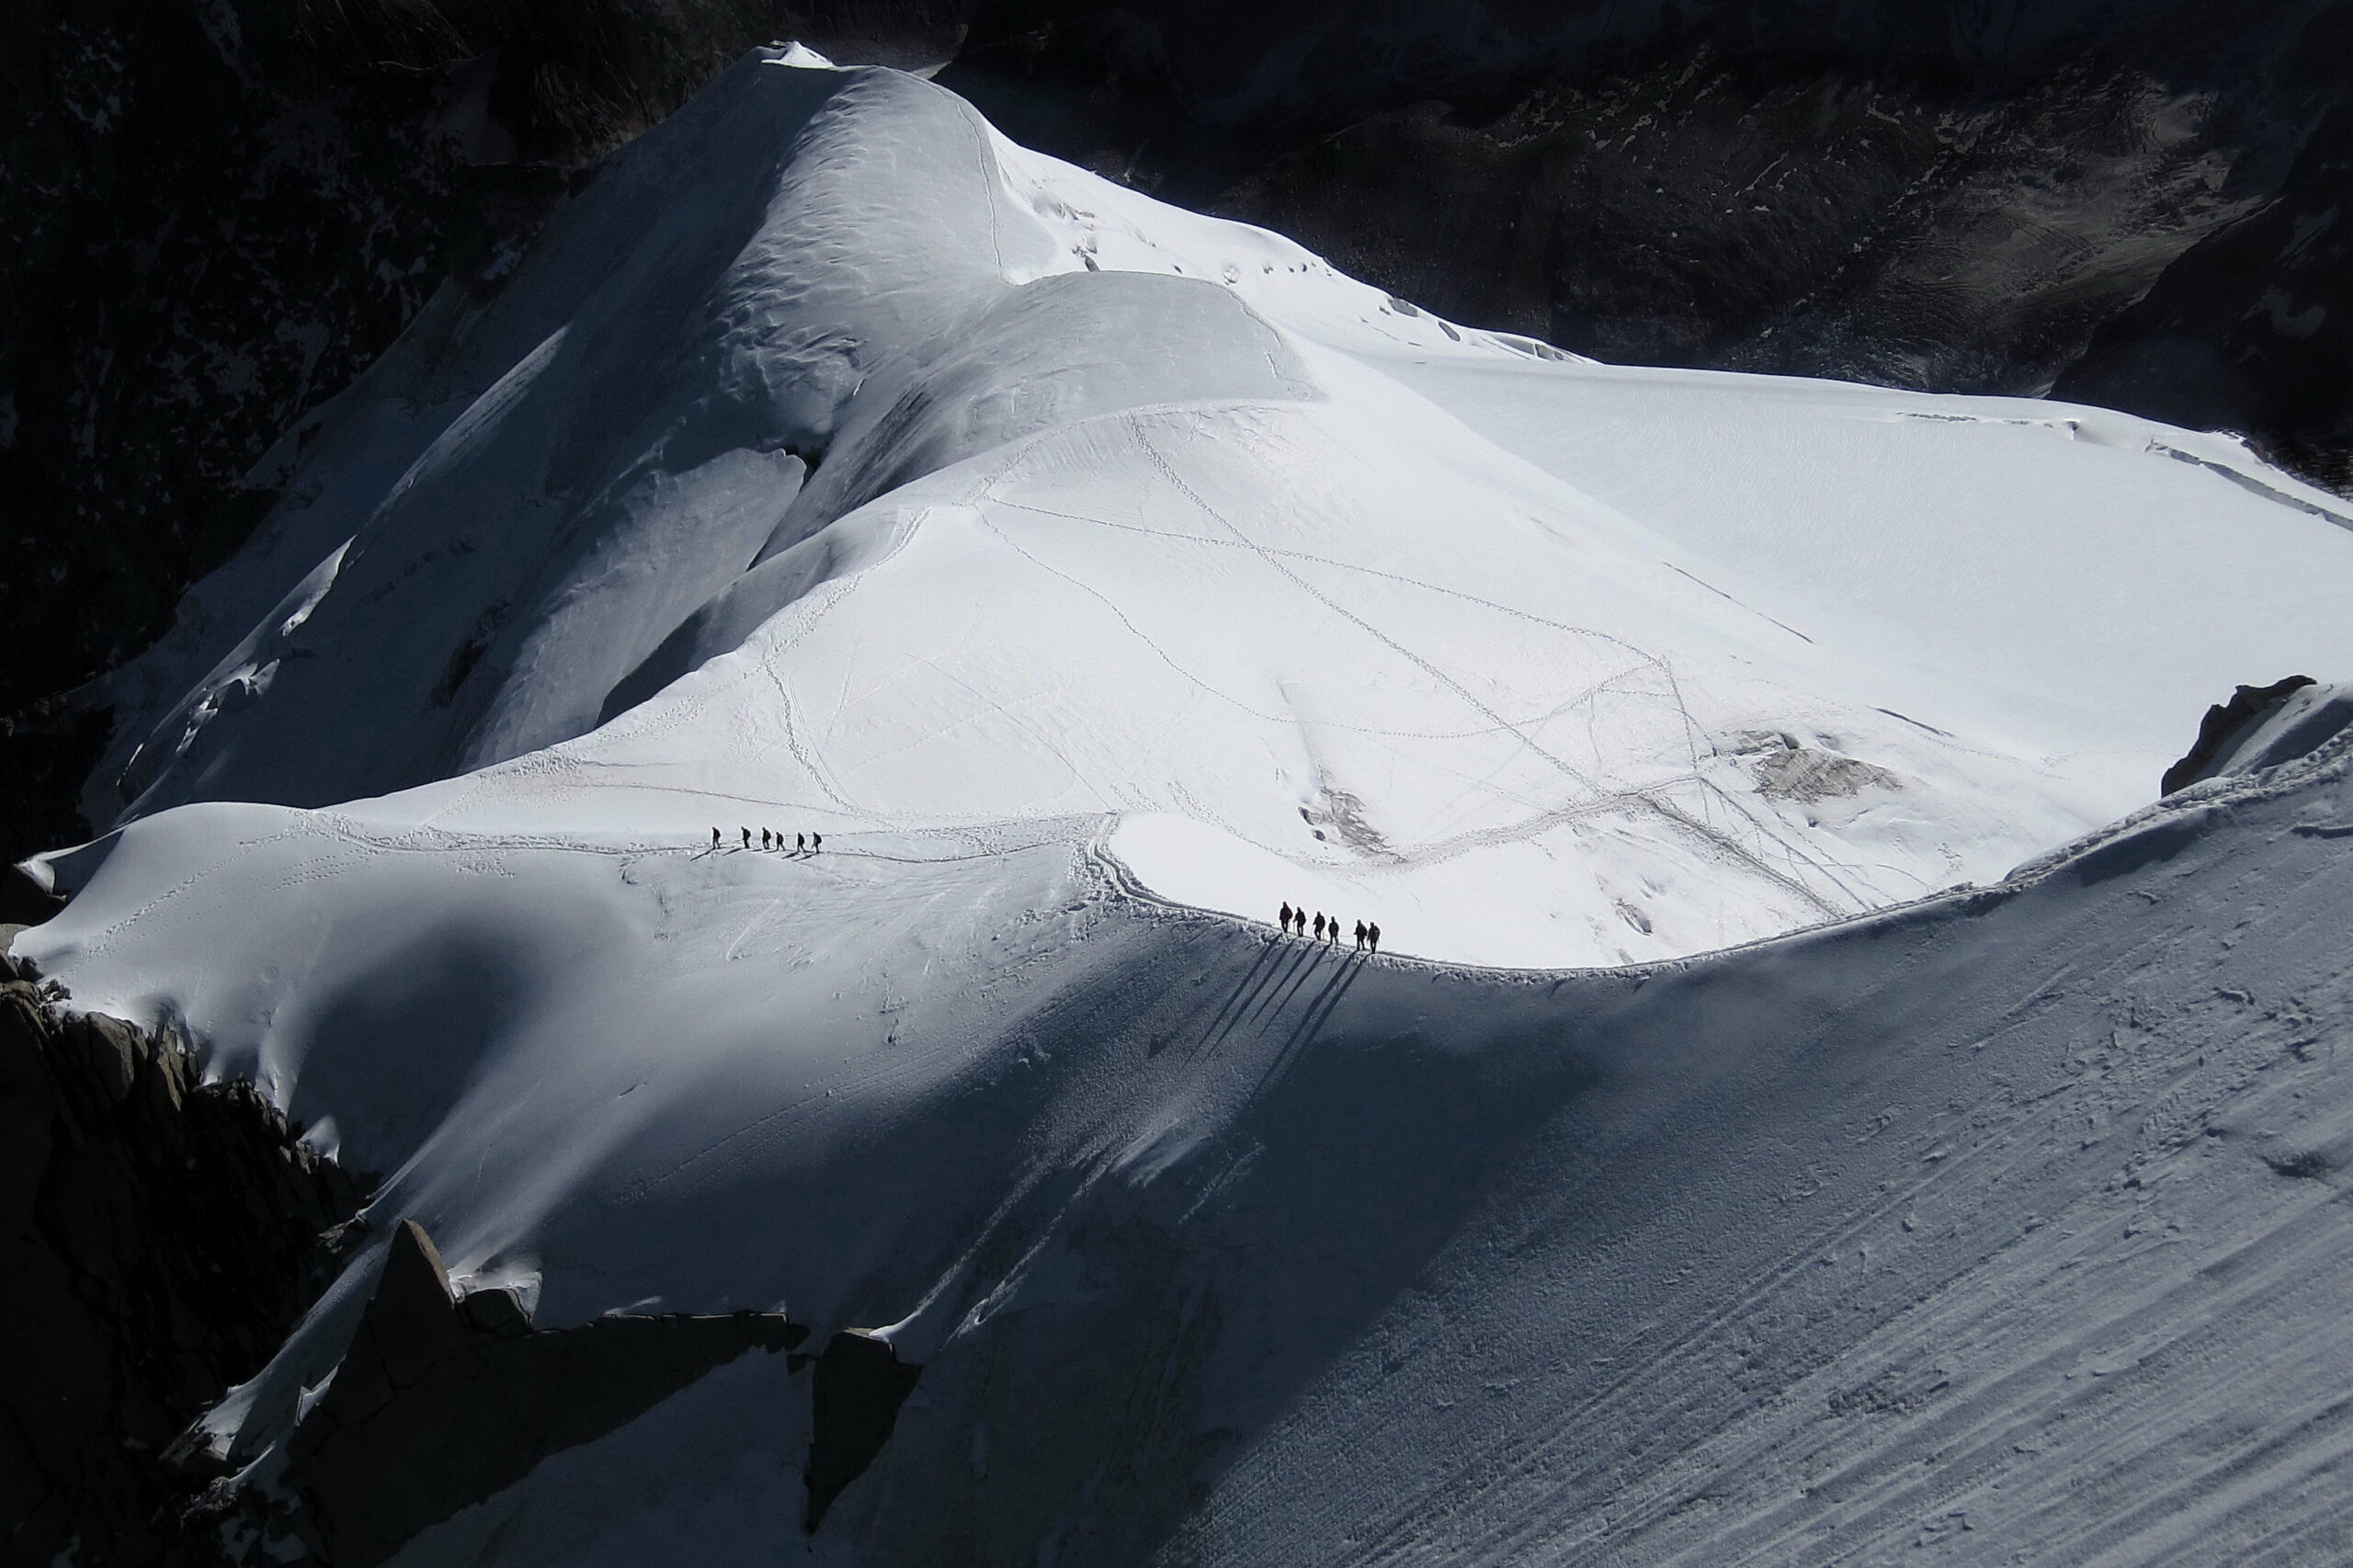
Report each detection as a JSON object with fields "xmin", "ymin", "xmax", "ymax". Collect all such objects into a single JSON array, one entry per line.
[
  {"xmin": 287, "ymin": 1220, "xmax": 803, "ymax": 1568},
  {"xmin": 2160, "ymin": 675, "xmax": 2316, "ymax": 794},
  {"xmin": 803, "ymin": 1328, "xmax": 923, "ymax": 1533},
  {"xmin": 0, "ymin": 962, "xmax": 369, "ymax": 1566}
]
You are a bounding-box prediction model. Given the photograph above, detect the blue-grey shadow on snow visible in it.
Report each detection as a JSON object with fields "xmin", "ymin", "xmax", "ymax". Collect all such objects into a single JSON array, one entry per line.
[
  {"xmin": 823, "ymin": 918, "xmax": 1619, "ymax": 1562},
  {"xmin": 1245, "ymin": 950, "xmax": 1370, "ymax": 1103},
  {"xmin": 1237, "ymin": 940, "xmax": 1325, "ymax": 1030},
  {"xmin": 1188, "ymin": 934, "xmax": 1288, "ymax": 1055},
  {"xmin": 284, "ymin": 915, "xmax": 547, "ymax": 1183}
]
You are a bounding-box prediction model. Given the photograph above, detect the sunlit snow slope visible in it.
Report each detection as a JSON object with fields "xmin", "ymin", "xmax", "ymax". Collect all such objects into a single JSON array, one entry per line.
[
  {"xmin": 26, "ymin": 622, "xmax": 2353, "ymax": 1568},
  {"xmin": 20, "ymin": 48, "xmax": 2353, "ymax": 1568},
  {"xmin": 79, "ymin": 49, "xmax": 2353, "ymax": 969}
]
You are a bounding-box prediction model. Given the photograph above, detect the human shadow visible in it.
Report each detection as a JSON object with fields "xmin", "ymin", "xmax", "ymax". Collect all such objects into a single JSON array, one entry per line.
[
  {"xmin": 1243, "ymin": 942, "xmax": 1327, "ymax": 1031},
  {"xmin": 1199, "ymin": 939, "xmax": 1319, "ymax": 1056},
  {"xmin": 1189, "ymin": 936, "xmax": 1288, "ymax": 1055},
  {"xmin": 1251, "ymin": 952, "xmax": 1368, "ymax": 1100}
]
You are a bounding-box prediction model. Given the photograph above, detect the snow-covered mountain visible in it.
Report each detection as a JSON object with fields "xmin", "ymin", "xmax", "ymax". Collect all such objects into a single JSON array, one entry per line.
[
  {"xmin": 71, "ymin": 49, "xmax": 2353, "ymax": 969},
  {"xmin": 16, "ymin": 48, "xmax": 2353, "ymax": 1567}
]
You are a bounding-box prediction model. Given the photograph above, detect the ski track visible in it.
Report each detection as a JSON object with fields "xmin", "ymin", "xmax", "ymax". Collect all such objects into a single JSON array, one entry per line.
[{"xmin": 23, "ymin": 51, "xmax": 2353, "ymax": 1568}]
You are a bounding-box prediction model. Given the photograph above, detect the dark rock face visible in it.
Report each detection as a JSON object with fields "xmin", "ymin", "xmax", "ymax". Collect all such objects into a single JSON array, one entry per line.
[
  {"xmin": 2160, "ymin": 676, "xmax": 2319, "ymax": 794},
  {"xmin": 282, "ymin": 1220, "xmax": 804, "ymax": 1568},
  {"xmin": 0, "ymin": 6, "xmax": 464, "ymax": 721},
  {"xmin": 803, "ymin": 1329, "xmax": 923, "ymax": 1532},
  {"xmin": 0, "ymin": 700, "xmax": 113, "ymax": 870},
  {"xmin": 2060, "ymin": 96, "xmax": 2353, "ymax": 493},
  {"xmin": 7, "ymin": 0, "xmax": 2352, "ymax": 851},
  {"xmin": 1206, "ymin": 55, "xmax": 2286, "ymax": 396},
  {"xmin": 0, "ymin": 865, "xmax": 64, "ymax": 929},
  {"xmin": 0, "ymin": 0, "xmax": 784, "ymax": 860},
  {"xmin": 945, "ymin": 0, "xmax": 2352, "ymax": 437},
  {"xmin": 0, "ymin": 957, "xmax": 370, "ymax": 1566}
]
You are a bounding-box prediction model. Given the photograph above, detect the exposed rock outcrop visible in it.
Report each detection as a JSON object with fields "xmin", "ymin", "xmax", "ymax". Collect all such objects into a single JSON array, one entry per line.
[
  {"xmin": 1729, "ymin": 731, "xmax": 1903, "ymax": 806},
  {"xmin": 2160, "ymin": 676, "xmax": 2319, "ymax": 793},
  {"xmin": 9, "ymin": 1, "xmax": 2353, "ymax": 863},
  {"xmin": 0, "ymin": 953, "xmax": 370, "ymax": 1567},
  {"xmin": 803, "ymin": 1329, "xmax": 923, "ymax": 1533},
  {"xmin": 280, "ymin": 1220, "xmax": 804, "ymax": 1567},
  {"xmin": 946, "ymin": 0, "xmax": 2353, "ymax": 485},
  {"xmin": 2060, "ymin": 93, "xmax": 2353, "ymax": 494}
]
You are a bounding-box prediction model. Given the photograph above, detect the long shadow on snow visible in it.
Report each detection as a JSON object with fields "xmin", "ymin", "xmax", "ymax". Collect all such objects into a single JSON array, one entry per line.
[
  {"xmin": 1187, "ymin": 934, "xmax": 1288, "ymax": 1055},
  {"xmin": 1240, "ymin": 941, "xmax": 1328, "ymax": 1030},
  {"xmin": 845, "ymin": 761, "xmax": 2328, "ymax": 1562},
  {"xmin": 1250, "ymin": 951, "xmax": 1369, "ymax": 1101},
  {"xmin": 836, "ymin": 917, "xmax": 1622, "ymax": 1565},
  {"xmin": 353, "ymin": 748, "xmax": 2353, "ymax": 1564}
]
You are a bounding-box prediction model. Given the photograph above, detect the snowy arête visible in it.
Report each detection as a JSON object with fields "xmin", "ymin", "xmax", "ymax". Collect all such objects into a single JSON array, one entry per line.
[{"xmin": 17, "ymin": 45, "xmax": 2353, "ymax": 1568}]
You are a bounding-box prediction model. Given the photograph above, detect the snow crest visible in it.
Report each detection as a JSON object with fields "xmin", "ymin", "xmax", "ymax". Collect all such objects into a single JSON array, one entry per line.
[
  {"xmin": 74, "ymin": 51, "xmax": 2353, "ymax": 968},
  {"xmin": 17, "ymin": 50, "xmax": 2353, "ymax": 1566}
]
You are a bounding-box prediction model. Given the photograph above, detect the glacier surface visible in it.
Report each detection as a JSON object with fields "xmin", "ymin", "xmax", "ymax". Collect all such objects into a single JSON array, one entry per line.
[
  {"xmin": 17, "ymin": 47, "xmax": 2353, "ymax": 1567},
  {"xmin": 72, "ymin": 51, "xmax": 2353, "ymax": 971}
]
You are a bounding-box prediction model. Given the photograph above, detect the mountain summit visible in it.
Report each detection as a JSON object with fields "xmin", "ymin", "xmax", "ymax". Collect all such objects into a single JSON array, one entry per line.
[
  {"xmin": 71, "ymin": 49, "xmax": 2353, "ymax": 967},
  {"xmin": 15, "ymin": 49, "xmax": 2353, "ymax": 1567}
]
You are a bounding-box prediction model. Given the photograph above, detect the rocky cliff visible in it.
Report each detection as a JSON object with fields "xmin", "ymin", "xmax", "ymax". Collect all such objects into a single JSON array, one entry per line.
[
  {"xmin": 0, "ymin": 938, "xmax": 370, "ymax": 1566},
  {"xmin": 7, "ymin": 1, "xmax": 2351, "ymax": 864}
]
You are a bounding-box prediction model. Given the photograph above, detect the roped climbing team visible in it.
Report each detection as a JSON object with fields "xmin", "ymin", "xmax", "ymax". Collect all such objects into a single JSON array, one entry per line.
[
  {"xmin": 711, "ymin": 826, "xmax": 824, "ymax": 854},
  {"xmin": 1277, "ymin": 902, "xmax": 1379, "ymax": 953},
  {"xmin": 699, "ymin": 832, "xmax": 1389, "ymax": 953}
]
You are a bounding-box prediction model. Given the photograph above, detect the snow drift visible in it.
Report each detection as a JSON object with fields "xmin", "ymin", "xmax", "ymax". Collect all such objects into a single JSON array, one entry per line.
[
  {"xmin": 17, "ymin": 46, "xmax": 2353, "ymax": 1568},
  {"xmin": 77, "ymin": 49, "xmax": 2353, "ymax": 969}
]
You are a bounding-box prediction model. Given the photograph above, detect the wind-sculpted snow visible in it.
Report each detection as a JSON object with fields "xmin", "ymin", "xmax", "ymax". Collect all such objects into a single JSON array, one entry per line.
[
  {"xmin": 23, "ymin": 631, "xmax": 2353, "ymax": 1566},
  {"xmin": 21, "ymin": 47, "xmax": 2353, "ymax": 1564},
  {"xmin": 81, "ymin": 48, "xmax": 2353, "ymax": 968}
]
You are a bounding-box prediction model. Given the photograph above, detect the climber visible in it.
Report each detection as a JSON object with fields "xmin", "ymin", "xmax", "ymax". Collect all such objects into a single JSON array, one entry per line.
[
  {"xmin": 710, "ymin": 826, "xmax": 722, "ymax": 848},
  {"xmin": 1279, "ymin": 902, "xmax": 1294, "ymax": 934},
  {"xmin": 761, "ymin": 828, "xmax": 772, "ymax": 850},
  {"xmin": 1368, "ymin": 922, "xmax": 1381, "ymax": 954},
  {"xmin": 1353, "ymin": 919, "xmax": 1366, "ymax": 950},
  {"xmin": 812, "ymin": 832, "xmax": 823, "ymax": 854},
  {"xmin": 741, "ymin": 827, "xmax": 752, "ymax": 848},
  {"xmin": 1313, "ymin": 913, "xmax": 1325, "ymax": 940}
]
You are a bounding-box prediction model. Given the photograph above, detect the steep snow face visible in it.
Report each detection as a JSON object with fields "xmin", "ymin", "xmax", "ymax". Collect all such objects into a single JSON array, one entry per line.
[
  {"xmin": 19, "ymin": 49, "xmax": 2353, "ymax": 1567},
  {"xmin": 82, "ymin": 50, "xmax": 2353, "ymax": 969},
  {"xmin": 23, "ymin": 591, "xmax": 2353, "ymax": 1568}
]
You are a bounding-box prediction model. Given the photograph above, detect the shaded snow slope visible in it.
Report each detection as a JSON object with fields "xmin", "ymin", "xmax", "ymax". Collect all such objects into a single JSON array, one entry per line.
[
  {"xmin": 79, "ymin": 50, "xmax": 2353, "ymax": 968},
  {"xmin": 19, "ymin": 42, "xmax": 2353, "ymax": 1568},
  {"xmin": 21, "ymin": 611, "xmax": 2353, "ymax": 1568}
]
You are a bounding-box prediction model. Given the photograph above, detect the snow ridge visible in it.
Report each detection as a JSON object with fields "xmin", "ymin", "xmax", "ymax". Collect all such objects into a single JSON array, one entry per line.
[
  {"xmin": 16, "ymin": 47, "xmax": 2353, "ymax": 1566},
  {"xmin": 74, "ymin": 51, "xmax": 2353, "ymax": 969}
]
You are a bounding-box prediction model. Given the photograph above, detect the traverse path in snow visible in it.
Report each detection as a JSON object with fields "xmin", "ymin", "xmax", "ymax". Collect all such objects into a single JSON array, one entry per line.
[
  {"xmin": 66, "ymin": 47, "xmax": 2353, "ymax": 971},
  {"xmin": 16, "ymin": 45, "xmax": 2353, "ymax": 1568}
]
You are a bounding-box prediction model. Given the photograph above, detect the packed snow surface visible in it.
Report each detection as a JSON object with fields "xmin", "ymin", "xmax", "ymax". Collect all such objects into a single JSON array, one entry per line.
[
  {"xmin": 80, "ymin": 52, "xmax": 2353, "ymax": 970},
  {"xmin": 18, "ymin": 47, "xmax": 2353, "ymax": 1568}
]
